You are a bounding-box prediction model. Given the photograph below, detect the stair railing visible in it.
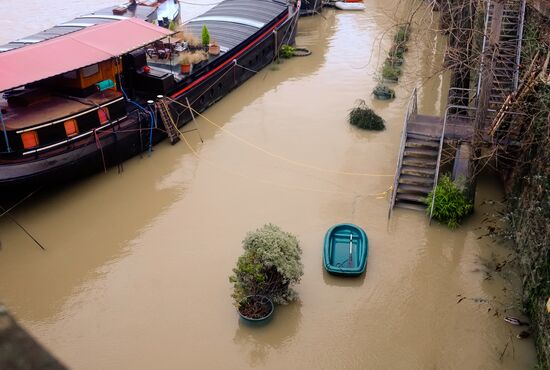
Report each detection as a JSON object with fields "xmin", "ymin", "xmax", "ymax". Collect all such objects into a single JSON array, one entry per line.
[
  {"xmin": 513, "ymin": 0, "xmax": 527, "ymax": 89},
  {"xmin": 428, "ymin": 103, "xmax": 477, "ymax": 223},
  {"xmin": 388, "ymin": 87, "xmax": 418, "ymax": 219}
]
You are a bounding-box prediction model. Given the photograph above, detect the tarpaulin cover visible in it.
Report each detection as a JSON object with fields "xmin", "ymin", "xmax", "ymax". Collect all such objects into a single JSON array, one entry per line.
[{"xmin": 0, "ymin": 18, "xmax": 173, "ymax": 92}]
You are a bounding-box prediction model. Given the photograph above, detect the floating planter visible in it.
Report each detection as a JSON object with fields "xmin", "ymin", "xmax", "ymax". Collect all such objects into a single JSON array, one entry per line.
[
  {"xmin": 229, "ymin": 224, "xmax": 303, "ymax": 325},
  {"xmin": 348, "ymin": 99, "xmax": 385, "ymax": 130},
  {"xmin": 373, "ymin": 84, "xmax": 396, "ymax": 100},
  {"xmin": 382, "ymin": 62, "xmax": 401, "ymax": 83},
  {"xmin": 238, "ymin": 295, "xmax": 274, "ymax": 323}
]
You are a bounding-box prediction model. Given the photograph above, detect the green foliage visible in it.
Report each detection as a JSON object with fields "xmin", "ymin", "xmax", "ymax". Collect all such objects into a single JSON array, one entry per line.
[
  {"xmin": 229, "ymin": 224, "xmax": 303, "ymax": 305},
  {"xmin": 280, "ymin": 44, "xmax": 295, "ymax": 59},
  {"xmin": 382, "ymin": 62, "xmax": 401, "ymax": 81},
  {"xmin": 201, "ymin": 25, "xmax": 210, "ymax": 46},
  {"xmin": 394, "ymin": 24, "xmax": 411, "ymax": 44},
  {"xmin": 426, "ymin": 175, "xmax": 473, "ymax": 229},
  {"xmin": 372, "ymin": 84, "xmax": 395, "ymax": 100},
  {"xmin": 348, "ymin": 99, "xmax": 385, "ymax": 130}
]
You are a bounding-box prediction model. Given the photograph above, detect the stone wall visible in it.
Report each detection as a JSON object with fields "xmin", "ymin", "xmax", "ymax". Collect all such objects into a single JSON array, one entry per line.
[{"xmin": 0, "ymin": 304, "xmax": 67, "ymax": 370}]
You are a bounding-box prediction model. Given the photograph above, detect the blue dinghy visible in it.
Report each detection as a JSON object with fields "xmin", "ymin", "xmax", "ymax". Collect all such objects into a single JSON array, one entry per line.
[{"xmin": 323, "ymin": 223, "xmax": 368, "ymax": 276}]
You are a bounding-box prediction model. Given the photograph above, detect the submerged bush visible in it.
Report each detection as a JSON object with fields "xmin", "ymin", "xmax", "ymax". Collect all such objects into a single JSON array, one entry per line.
[
  {"xmin": 348, "ymin": 100, "xmax": 385, "ymax": 130},
  {"xmin": 426, "ymin": 175, "xmax": 473, "ymax": 229},
  {"xmin": 280, "ymin": 44, "xmax": 295, "ymax": 59},
  {"xmin": 372, "ymin": 84, "xmax": 396, "ymax": 100},
  {"xmin": 394, "ymin": 24, "xmax": 411, "ymax": 44},
  {"xmin": 229, "ymin": 224, "xmax": 303, "ymax": 305},
  {"xmin": 382, "ymin": 63, "xmax": 401, "ymax": 81}
]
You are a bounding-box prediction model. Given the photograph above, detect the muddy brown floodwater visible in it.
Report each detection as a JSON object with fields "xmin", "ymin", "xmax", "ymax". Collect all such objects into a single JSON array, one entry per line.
[{"xmin": 0, "ymin": 0, "xmax": 538, "ymax": 369}]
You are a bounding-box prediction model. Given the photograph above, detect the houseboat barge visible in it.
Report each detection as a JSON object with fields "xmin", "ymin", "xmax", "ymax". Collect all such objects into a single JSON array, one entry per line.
[{"xmin": 0, "ymin": 0, "xmax": 299, "ymax": 190}]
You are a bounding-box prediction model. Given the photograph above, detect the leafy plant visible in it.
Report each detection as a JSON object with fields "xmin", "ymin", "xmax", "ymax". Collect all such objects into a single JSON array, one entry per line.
[
  {"xmin": 426, "ymin": 175, "xmax": 473, "ymax": 229},
  {"xmin": 201, "ymin": 25, "xmax": 210, "ymax": 47},
  {"xmin": 280, "ymin": 44, "xmax": 295, "ymax": 59},
  {"xmin": 229, "ymin": 224, "xmax": 303, "ymax": 305},
  {"xmin": 372, "ymin": 84, "xmax": 395, "ymax": 99},
  {"xmin": 348, "ymin": 99, "xmax": 385, "ymax": 130},
  {"xmin": 394, "ymin": 23, "xmax": 411, "ymax": 44},
  {"xmin": 382, "ymin": 63, "xmax": 401, "ymax": 81},
  {"xmin": 388, "ymin": 44, "xmax": 406, "ymax": 59}
]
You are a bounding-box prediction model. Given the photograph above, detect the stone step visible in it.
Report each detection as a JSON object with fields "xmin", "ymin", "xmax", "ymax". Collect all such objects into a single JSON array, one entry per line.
[
  {"xmin": 397, "ymin": 183, "xmax": 432, "ymax": 194},
  {"xmin": 401, "ymin": 165, "xmax": 436, "ymax": 177},
  {"xmin": 399, "ymin": 174, "xmax": 434, "ymax": 186},
  {"xmin": 405, "ymin": 138, "xmax": 440, "ymax": 149},
  {"xmin": 402, "ymin": 157, "xmax": 437, "ymax": 168},
  {"xmin": 396, "ymin": 193, "xmax": 428, "ymax": 204},
  {"xmin": 395, "ymin": 200, "xmax": 426, "ymax": 211},
  {"xmin": 403, "ymin": 147, "xmax": 438, "ymax": 158},
  {"xmin": 407, "ymin": 133, "xmax": 439, "ymax": 142}
]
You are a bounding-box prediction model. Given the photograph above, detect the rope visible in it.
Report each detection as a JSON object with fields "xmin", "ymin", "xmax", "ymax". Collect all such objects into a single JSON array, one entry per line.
[
  {"xmin": 164, "ymin": 105, "xmax": 391, "ymax": 197},
  {"xmin": 166, "ymin": 98, "xmax": 392, "ymax": 177}
]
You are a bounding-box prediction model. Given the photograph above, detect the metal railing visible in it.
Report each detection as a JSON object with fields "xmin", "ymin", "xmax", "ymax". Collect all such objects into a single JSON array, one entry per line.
[
  {"xmin": 513, "ymin": 0, "xmax": 527, "ymax": 89},
  {"xmin": 428, "ymin": 103, "xmax": 477, "ymax": 223},
  {"xmin": 388, "ymin": 87, "xmax": 418, "ymax": 219}
]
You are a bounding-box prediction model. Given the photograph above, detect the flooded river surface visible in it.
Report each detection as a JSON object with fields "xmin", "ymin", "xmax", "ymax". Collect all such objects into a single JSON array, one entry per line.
[{"xmin": 0, "ymin": 0, "xmax": 537, "ymax": 368}]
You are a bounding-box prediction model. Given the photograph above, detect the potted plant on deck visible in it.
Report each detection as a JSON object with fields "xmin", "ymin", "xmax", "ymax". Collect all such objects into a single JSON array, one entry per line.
[
  {"xmin": 201, "ymin": 25, "xmax": 210, "ymax": 50},
  {"xmin": 229, "ymin": 224, "xmax": 303, "ymax": 322},
  {"xmin": 209, "ymin": 39, "xmax": 220, "ymax": 56}
]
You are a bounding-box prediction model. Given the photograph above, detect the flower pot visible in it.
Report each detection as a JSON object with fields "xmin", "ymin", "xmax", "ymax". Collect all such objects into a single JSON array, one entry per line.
[
  {"xmin": 208, "ymin": 44, "xmax": 220, "ymax": 56},
  {"xmin": 180, "ymin": 63, "xmax": 191, "ymax": 74},
  {"xmin": 238, "ymin": 295, "xmax": 274, "ymax": 324}
]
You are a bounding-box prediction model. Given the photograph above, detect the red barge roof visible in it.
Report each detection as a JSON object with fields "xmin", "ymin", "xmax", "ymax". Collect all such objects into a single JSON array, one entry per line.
[{"xmin": 0, "ymin": 18, "xmax": 173, "ymax": 92}]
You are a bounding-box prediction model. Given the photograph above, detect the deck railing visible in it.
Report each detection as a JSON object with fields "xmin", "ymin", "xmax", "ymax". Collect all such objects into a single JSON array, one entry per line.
[{"xmin": 388, "ymin": 87, "xmax": 418, "ymax": 219}]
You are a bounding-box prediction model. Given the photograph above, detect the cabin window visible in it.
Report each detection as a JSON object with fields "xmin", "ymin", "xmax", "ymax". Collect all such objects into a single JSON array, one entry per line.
[
  {"xmin": 64, "ymin": 119, "xmax": 79, "ymax": 137},
  {"xmin": 82, "ymin": 64, "xmax": 100, "ymax": 78},
  {"xmin": 98, "ymin": 108, "xmax": 110, "ymax": 125},
  {"xmin": 21, "ymin": 131, "xmax": 39, "ymax": 149},
  {"xmin": 63, "ymin": 71, "xmax": 77, "ymax": 79}
]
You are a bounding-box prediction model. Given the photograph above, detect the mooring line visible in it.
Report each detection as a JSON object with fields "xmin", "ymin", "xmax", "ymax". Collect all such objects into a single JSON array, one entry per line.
[
  {"xmin": 165, "ymin": 98, "xmax": 393, "ymax": 178},
  {"xmin": 166, "ymin": 111, "xmax": 390, "ymax": 197}
]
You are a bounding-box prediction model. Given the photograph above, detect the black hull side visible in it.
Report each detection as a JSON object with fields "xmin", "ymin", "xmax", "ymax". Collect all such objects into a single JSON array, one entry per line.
[
  {"xmin": 299, "ymin": 0, "xmax": 322, "ymax": 16},
  {"xmin": 0, "ymin": 8, "xmax": 299, "ymax": 193}
]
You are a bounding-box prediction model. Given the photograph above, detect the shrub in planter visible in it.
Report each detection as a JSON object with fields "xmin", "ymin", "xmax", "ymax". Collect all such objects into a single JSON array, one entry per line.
[
  {"xmin": 425, "ymin": 174, "xmax": 473, "ymax": 229},
  {"xmin": 348, "ymin": 99, "xmax": 385, "ymax": 130},
  {"xmin": 394, "ymin": 24, "xmax": 411, "ymax": 44},
  {"xmin": 372, "ymin": 84, "xmax": 396, "ymax": 100},
  {"xmin": 389, "ymin": 44, "xmax": 406, "ymax": 59},
  {"xmin": 230, "ymin": 224, "xmax": 303, "ymax": 311},
  {"xmin": 382, "ymin": 63, "xmax": 401, "ymax": 82},
  {"xmin": 280, "ymin": 44, "xmax": 295, "ymax": 59},
  {"xmin": 385, "ymin": 56, "xmax": 404, "ymax": 67}
]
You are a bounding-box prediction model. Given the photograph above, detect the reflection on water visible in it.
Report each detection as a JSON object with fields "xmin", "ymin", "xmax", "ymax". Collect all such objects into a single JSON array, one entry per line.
[
  {"xmin": 234, "ymin": 301, "xmax": 302, "ymax": 367},
  {"xmin": 0, "ymin": 0, "xmax": 537, "ymax": 369}
]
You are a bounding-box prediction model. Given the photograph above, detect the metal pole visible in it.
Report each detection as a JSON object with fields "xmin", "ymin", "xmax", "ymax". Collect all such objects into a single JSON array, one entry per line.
[{"xmin": 0, "ymin": 109, "xmax": 11, "ymax": 152}]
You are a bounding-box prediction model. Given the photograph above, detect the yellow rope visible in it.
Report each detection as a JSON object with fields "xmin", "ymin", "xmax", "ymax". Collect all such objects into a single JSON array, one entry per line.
[
  {"xmin": 165, "ymin": 108, "xmax": 392, "ymax": 197},
  {"xmin": 166, "ymin": 97, "xmax": 393, "ymax": 178},
  {"xmin": 191, "ymin": 107, "xmax": 393, "ymax": 177}
]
